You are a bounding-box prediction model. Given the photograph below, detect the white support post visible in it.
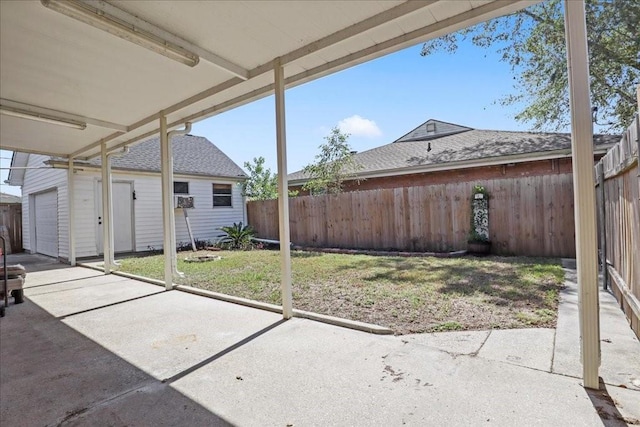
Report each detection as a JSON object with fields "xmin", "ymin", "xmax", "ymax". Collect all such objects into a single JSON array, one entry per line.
[
  {"xmin": 564, "ymin": 0, "xmax": 600, "ymax": 390},
  {"xmin": 67, "ymin": 157, "xmax": 76, "ymax": 266},
  {"xmin": 274, "ymin": 57, "xmax": 293, "ymax": 319},
  {"xmin": 159, "ymin": 114, "xmax": 175, "ymax": 290},
  {"xmin": 100, "ymin": 143, "xmax": 113, "ymax": 274}
]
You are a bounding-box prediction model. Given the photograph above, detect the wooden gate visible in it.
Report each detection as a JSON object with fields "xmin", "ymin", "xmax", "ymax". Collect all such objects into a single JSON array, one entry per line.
[{"xmin": 0, "ymin": 204, "xmax": 23, "ymax": 254}]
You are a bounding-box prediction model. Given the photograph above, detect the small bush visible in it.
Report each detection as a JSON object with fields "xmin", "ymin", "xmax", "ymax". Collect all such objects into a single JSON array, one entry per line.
[
  {"xmin": 177, "ymin": 239, "xmax": 211, "ymax": 252},
  {"xmin": 217, "ymin": 222, "xmax": 256, "ymax": 250}
]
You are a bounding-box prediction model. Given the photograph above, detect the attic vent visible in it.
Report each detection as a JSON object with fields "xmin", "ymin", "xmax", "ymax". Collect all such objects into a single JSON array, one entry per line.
[
  {"xmin": 426, "ymin": 122, "xmax": 436, "ymax": 133},
  {"xmin": 350, "ymin": 150, "xmax": 358, "ymax": 155}
]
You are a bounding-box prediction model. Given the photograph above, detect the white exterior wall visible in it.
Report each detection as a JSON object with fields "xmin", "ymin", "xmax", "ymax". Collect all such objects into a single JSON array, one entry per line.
[
  {"xmin": 72, "ymin": 170, "xmax": 245, "ymax": 257},
  {"xmin": 73, "ymin": 172, "xmax": 98, "ymax": 257},
  {"xmin": 173, "ymin": 176, "xmax": 246, "ymax": 248},
  {"xmin": 21, "ymin": 154, "xmax": 68, "ymax": 258},
  {"xmin": 21, "ymin": 160, "xmax": 245, "ymax": 260}
]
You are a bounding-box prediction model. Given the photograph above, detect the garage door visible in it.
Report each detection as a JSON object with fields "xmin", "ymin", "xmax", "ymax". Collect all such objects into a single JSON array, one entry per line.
[{"xmin": 34, "ymin": 190, "xmax": 58, "ymax": 257}]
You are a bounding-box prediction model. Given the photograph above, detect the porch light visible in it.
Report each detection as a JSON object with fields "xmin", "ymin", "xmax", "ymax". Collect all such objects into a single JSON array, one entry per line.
[
  {"xmin": 0, "ymin": 105, "xmax": 87, "ymax": 130},
  {"xmin": 40, "ymin": 0, "xmax": 200, "ymax": 67}
]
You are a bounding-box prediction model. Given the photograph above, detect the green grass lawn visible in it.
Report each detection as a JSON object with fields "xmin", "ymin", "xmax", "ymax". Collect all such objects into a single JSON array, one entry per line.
[{"xmin": 117, "ymin": 249, "xmax": 565, "ymax": 334}]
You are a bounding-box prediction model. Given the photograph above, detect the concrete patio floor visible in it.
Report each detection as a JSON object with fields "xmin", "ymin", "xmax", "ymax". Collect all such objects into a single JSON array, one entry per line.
[{"xmin": 1, "ymin": 254, "xmax": 638, "ymax": 426}]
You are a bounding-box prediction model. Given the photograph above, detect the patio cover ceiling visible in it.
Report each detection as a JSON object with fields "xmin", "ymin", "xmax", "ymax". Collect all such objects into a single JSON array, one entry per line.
[{"xmin": 0, "ymin": 0, "xmax": 540, "ymax": 159}]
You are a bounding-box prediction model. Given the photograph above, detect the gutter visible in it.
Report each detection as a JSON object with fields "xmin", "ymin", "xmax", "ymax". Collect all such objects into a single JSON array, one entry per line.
[
  {"xmin": 44, "ymin": 160, "xmax": 247, "ymax": 181},
  {"xmin": 5, "ymin": 152, "xmax": 29, "ymax": 186}
]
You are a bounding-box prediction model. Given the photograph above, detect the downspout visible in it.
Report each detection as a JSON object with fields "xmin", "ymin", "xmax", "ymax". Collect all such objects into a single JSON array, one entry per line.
[
  {"xmin": 100, "ymin": 143, "xmax": 112, "ymax": 274},
  {"xmin": 68, "ymin": 157, "xmax": 76, "ymax": 266},
  {"xmin": 167, "ymin": 122, "xmax": 192, "ymax": 277},
  {"xmin": 105, "ymin": 146, "xmax": 130, "ymax": 267}
]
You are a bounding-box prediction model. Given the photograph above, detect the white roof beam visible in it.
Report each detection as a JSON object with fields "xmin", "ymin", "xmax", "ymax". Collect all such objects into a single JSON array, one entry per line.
[
  {"xmin": 77, "ymin": 2, "xmax": 434, "ymax": 157},
  {"xmin": 286, "ymin": 0, "xmax": 541, "ymax": 87},
  {"xmin": 150, "ymin": 0, "xmax": 541, "ymax": 128},
  {"xmin": 78, "ymin": 77, "xmax": 246, "ymax": 159},
  {"xmin": 82, "ymin": 0, "xmax": 249, "ymax": 79},
  {"xmin": 248, "ymin": 0, "xmax": 440, "ymax": 78},
  {"xmin": 69, "ymin": 1, "xmax": 436, "ymax": 157},
  {"xmin": 0, "ymin": 145, "xmax": 85, "ymax": 158},
  {"xmin": 72, "ymin": 0, "xmax": 439, "ymax": 157},
  {"xmin": 71, "ymin": 0, "xmax": 537, "ymax": 158},
  {"xmin": 0, "ymin": 98, "xmax": 128, "ymax": 132},
  {"xmin": 69, "ymin": 131, "xmax": 126, "ymax": 158}
]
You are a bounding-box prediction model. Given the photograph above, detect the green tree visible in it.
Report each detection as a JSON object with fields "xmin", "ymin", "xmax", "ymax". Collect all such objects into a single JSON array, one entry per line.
[
  {"xmin": 421, "ymin": 0, "xmax": 639, "ymax": 132},
  {"xmin": 240, "ymin": 156, "xmax": 277, "ymax": 200},
  {"xmin": 240, "ymin": 156, "xmax": 298, "ymax": 200},
  {"xmin": 302, "ymin": 127, "xmax": 361, "ymax": 195}
]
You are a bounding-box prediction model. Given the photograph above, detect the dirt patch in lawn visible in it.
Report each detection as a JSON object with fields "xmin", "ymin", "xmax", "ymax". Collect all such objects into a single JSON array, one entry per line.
[{"xmin": 117, "ymin": 250, "xmax": 565, "ymax": 335}]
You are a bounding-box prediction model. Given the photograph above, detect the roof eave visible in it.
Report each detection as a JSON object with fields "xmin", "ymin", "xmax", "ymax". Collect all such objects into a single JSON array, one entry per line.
[
  {"xmin": 289, "ymin": 148, "xmax": 590, "ymax": 185},
  {"xmin": 46, "ymin": 160, "xmax": 247, "ymax": 181},
  {"xmin": 6, "ymin": 152, "xmax": 29, "ymax": 186}
]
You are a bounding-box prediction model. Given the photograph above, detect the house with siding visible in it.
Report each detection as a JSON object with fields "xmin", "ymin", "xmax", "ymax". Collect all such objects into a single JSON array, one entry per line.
[
  {"xmin": 6, "ymin": 134, "xmax": 246, "ymax": 260},
  {"xmin": 288, "ymin": 119, "xmax": 619, "ymax": 192}
]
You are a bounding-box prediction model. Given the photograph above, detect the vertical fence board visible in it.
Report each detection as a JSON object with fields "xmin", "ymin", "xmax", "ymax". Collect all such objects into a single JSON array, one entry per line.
[
  {"xmin": 595, "ymin": 114, "xmax": 639, "ymax": 338},
  {"xmin": 0, "ymin": 204, "xmax": 23, "ymax": 253},
  {"xmin": 247, "ymin": 173, "xmax": 579, "ymax": 257}
]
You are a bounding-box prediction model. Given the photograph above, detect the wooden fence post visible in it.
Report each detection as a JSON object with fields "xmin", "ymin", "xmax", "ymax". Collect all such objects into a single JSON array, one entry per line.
[
  {"xmin": 597, "ymin": 162, "xmax": 608, "ymax": 290},
  {"xmin": 636, "ymin": 113, "xmax": 640, "ymax": 192}
]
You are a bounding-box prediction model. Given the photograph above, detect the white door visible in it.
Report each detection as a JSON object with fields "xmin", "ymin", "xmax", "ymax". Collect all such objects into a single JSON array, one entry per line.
[
  {"xmin": 97, "ymin": 181, "xmax": 134, "ymax": 253},
  {"xmin": 33, "ymin": 190, "xmax": 58, "ymax": 257}
]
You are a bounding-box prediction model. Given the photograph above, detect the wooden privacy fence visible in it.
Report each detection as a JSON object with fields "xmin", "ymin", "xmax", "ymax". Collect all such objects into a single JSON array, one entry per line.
[
  {"xmin": 248, "ymin": 173, "xmax": 576, "ymax": 257},
  {"xmin": 0, "ymin": 204, "xmax": 23, "ymax": 254},
  {"xmin": 596, "ymin": 113, "xmax": 639, "ymax": 337}
]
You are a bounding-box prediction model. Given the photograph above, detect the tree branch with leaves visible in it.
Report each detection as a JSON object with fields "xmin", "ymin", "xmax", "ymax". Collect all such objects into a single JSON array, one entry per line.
[
  {"xmin": 241, "ymin": 156, "xmax": 297, "ymax": 200},
  {"xmin": 302, "ymin": 127, "xmax": 362, "ymax": 195},
  {"xmin": 421, "ymin": 0, "xmax": 639, "ymax": 132}
]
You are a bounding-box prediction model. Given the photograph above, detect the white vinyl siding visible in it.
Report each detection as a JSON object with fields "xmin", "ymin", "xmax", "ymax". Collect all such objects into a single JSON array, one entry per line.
[
  {"xmin": 33, "ymin": 190, "xmax": 58, "ymax": 257},
  {"xmin": 21, "ymin": 154, "xmax": 67, "ymax": 258},
  {"xmin": 23, "ymin": 161, "xmax": 245, "ymax": 259},
  {"xmin": 175, "ymin": 178, "xmax": 244, "ymax": 246},
  {"xmin": 70, "ymin": 171, "xmax": 245, "ymax": 257},
  {"xmin": 73, "ymin": 175, "xmax": 98, "ymax": 257}
]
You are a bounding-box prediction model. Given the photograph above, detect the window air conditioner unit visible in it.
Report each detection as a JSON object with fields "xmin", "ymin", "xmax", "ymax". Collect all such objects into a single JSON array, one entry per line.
[{"xmin": 174, "ymin": 195, "xmax": 194, "ymax": 209}]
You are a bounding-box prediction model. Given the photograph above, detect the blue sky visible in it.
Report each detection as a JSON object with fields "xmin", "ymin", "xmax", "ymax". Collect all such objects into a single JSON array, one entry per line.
[
  {"xmin": 1, "ymin": 38, "xmax": 532, "ymax": 197},
  {"xmin": 192, "ymin": 41, "xmax": 530, "ymax": 175}
]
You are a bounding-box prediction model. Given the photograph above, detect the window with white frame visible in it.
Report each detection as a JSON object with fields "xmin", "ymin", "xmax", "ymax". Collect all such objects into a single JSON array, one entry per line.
[{"xmin": 213, "ymin": 183, "xmax": 232, "ymax": 207}]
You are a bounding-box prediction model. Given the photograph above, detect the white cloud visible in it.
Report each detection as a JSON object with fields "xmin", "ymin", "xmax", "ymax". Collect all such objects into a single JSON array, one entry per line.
[{"xmin": 337, "ymin": 115, "xmax": 382, "ymax": 138}]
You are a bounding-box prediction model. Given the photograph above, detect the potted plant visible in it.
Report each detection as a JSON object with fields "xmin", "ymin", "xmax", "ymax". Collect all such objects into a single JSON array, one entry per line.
[{"xmin": 468, "ymin": 185, "xmax": 491, "ymax": 255}]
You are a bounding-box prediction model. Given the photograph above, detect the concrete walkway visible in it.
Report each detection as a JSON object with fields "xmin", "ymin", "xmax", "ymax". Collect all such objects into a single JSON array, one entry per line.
[{"xmin": 1, "ymin": 255, "xmax": 638, "ymax": 426}]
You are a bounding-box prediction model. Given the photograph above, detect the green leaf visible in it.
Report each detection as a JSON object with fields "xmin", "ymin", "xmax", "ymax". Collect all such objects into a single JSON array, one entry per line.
[
  {"xmin": 421, "ymin": 0, "xmax": 639, "ymax": 132},
  {"xmin": 302, "ymin": 127, "xmax": 363, "ymax": 195}
]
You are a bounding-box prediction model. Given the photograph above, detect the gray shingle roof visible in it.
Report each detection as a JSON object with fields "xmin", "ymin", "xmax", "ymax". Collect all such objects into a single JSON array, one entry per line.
[
  {"xmin": 395, "ymin": 119, "xmax": 472, "ymax": 142},
  {"xmin": 80, "ymin": 135, "xmax": 246, "ymax": 179},
  {"xmin": 288, "ymin": 120, "xmax": 619, "ymax": 181}
]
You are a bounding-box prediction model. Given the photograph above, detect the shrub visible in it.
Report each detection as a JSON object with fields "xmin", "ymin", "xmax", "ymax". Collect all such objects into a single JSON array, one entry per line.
[
  {"xmin": 217, "ymin": 222, "xmax": 256, "ymax": 250},
  {"xmin": 177, "ymin": 239, "xmax": 210, "ymax": 252}
]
